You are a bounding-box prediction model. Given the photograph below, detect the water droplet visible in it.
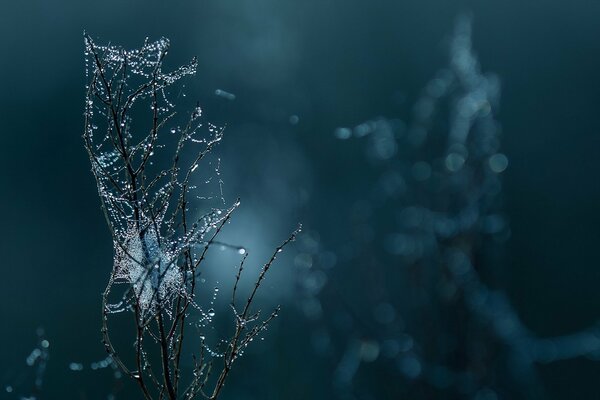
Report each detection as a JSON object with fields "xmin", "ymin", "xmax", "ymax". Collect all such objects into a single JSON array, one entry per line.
[
  {"xmin": 411, "ymin": 161, "xmax": 431, "ymax": 181},
  {"xmin": 69, "ymin": 362, "xmax": 84, "ymax": 371},
  {"xmin": 215, "ymin": 89, "xmax": 236, "ymax": 101},
  {"xmin": 445, "ymin": 152, "xmax": 466, "ymax": 172},
  {"xmin": 334, "ymin": 127, "xmax": 352, "ymax": 140},
  {"xmin": 489, "ymin": 153, "xmax": 508, "ymax": 173}
]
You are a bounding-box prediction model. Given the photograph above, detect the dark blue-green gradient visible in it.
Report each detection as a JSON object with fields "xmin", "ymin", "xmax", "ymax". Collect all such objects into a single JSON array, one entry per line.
[{"xmin": 1, "ymin": 1, "xmax": 600, "ymax": 399}]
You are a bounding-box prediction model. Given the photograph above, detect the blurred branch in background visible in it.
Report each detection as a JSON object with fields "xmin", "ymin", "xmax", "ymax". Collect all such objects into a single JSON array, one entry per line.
[
  {"xmin": 3, "ymin": 328, "xmax": 49, "ymax": 400},
  {"xmin": 297, "ymin": 15, "xmax": 600, "ymax": 400}
]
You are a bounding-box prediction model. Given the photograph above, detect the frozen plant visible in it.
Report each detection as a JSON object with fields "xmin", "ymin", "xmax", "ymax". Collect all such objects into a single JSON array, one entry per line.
[{"xmin": 83, "ymin": 34, "xmax": 299, "ymax": 399}]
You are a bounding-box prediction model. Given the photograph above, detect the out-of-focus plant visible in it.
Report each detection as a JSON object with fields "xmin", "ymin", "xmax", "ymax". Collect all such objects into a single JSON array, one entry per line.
[
  {"xmin": 83, "ymin": 35, "xmax": 299, "ymax": 400},
  {"xmin": 300, "ymin": 16, "xmax": 600, "ymax": 399},
  {"xmin": 4, "ymin": 328, "xmax": 50, "ymax": 400}
]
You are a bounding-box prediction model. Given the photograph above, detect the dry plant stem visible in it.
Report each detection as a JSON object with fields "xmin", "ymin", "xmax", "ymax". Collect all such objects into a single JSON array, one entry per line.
[
  {"xmin": 210, "ymin": 228, "xmax": 300, "ymax": 400},
  {"xmin": 157, "ymin": 312, "xmax": 177, "ymax": 399},
  {"xmin": 85, "ymin": 34, "xmax": 299, "ymax": 400}
]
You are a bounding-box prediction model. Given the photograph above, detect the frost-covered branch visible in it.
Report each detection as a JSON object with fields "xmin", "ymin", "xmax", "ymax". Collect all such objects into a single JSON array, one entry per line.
[{"xmin": 83, "ymin": 34, "xmax": 298, "ymax": 400}]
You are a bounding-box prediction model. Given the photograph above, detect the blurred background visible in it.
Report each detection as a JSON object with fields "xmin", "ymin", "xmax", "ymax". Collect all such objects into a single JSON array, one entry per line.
[{"xmin": 1, "ymin": 1, "xmax": 600, "ymax": 399}]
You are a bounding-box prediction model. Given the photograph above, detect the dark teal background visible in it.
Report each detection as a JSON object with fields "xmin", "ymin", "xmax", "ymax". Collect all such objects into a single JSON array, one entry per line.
[{"xmin": 1, "ymin": 1, "xmax": 600, "ymax": 399}]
